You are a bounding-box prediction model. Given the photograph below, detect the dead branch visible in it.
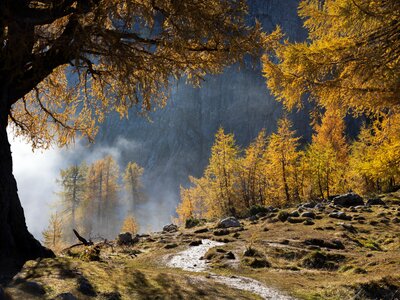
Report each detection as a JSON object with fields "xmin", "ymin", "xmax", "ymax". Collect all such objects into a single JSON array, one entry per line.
[{"xmin": 73, "ymin": 229, "xmax": 93, "ymax": 246}]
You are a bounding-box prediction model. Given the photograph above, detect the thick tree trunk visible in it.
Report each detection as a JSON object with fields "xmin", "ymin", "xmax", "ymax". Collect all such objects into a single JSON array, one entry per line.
[{"xmin": 0, "ymin": 98, "xmax": 54, "ymax": 283}]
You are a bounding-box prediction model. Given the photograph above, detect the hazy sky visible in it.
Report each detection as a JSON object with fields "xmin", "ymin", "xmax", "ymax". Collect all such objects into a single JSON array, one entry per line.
[{"xmin": 10, "ymin": 136, "xmax": 69, "ymax": 240}]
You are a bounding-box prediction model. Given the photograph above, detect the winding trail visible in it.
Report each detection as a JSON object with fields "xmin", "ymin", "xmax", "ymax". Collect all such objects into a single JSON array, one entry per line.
[{"xmin": 166, "ymin": 239, "xmax": 295, "ymax": 300}]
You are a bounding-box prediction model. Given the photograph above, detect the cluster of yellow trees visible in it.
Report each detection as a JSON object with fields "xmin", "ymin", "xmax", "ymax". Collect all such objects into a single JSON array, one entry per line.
[
  {"xmin": 43, "ymin": 156, "xmax": 145, "ymax": 250},
  {"xmin": 178, "ymin": 0, "xmax": 400, "ymax": 222},
  {"xmin": 177, "ymin": 109, "xmax": 400, "ymax": 221}
]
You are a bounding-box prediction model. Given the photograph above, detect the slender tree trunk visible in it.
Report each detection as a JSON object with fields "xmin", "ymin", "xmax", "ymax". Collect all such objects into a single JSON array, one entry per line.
[
  {"xmin": 281, "ymin": 161, "xmax": 290, "ymax": 205},
  {"xmin": 0, "ymin": 97, "xmax": 53, "ymax": 283}
]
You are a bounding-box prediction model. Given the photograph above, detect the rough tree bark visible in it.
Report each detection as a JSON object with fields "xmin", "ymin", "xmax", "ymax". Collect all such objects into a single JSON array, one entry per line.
[{"xmin": 0, "ymin": 94, "xmax": 54, "ymax": 283}]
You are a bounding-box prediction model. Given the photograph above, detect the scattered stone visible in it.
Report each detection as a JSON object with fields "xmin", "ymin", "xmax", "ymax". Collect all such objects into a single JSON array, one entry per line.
[
  {"xmin": 287, "ymin": 217, "xmax": 306, "ymax": 224},
  {"xmin": 266, "ymin": 218, "xmax": 279, "ymax": 223},
  {"xmin": 340, "ymin": 223, "xmax": 357, "ymax": 233},
  {"xmin": 248, "ymin": 215, "xmax": 258, "ymax": 221},
  {"xmin": 268, "ymin": 206, "xmax": 279, "ymax": 212},
  {"xmin": 303, "ymin": 219, "xmax": 315, "ymax": 226},
  {"xmin": 333, "ymin": 193, "xmax": 364, "ymax": 207},
  {"xmin": 217, "ymin": 217, "xmax": 241, "ymax": 228},
  {"xmin": 117, "ymin": 232, "xmax": 139, "ymax": 245},
  {"xmin": 278, "ymin": 211, "xmax": 290, "ymax": 222},
  {"xmin": 256, "ymin": 212, "xmax": 267, "ymax": 218},
  {"xmin": 302, "ymin": 202, "xmax": 316, "ymax": 209},
  {"xmin": 329, "ymin": 211, "xmax": 352, "ymax": 220},
  {"xmin": 301, "ymin": 211, "xmax": 316, "ymax": 219},
  {"xmin": 189, "ymin": 240, "xmax": 202, "ymax": 246},
  {"xmin": 194, "ymin": 228, "xmax": 209, "ymax": 234},
  {"xmin": 214, "ymin": 238, "xmax": 233, "ymax": 243},
  {"xmin": 290, "ymin": 210, "xmax": 300, "ymax": 217},
  {"xmin": 55, "ymin": 293, "xmax": 78, "ymax": 300},
  {"xmin": 164, "ymin": 243, "xmax": 178, "ymax": 249},
  {"xmin": 213, "ymin": 229, "xmax": 230, "ymax": 236},
  {"xmin": 324, "ymin": 226, "xmax": 335, "ymax": 230},
  {"xmin": 232, "ymin": 232, "xmax": 240, "ymax": 238},
  {"xmin": 366, "ymin": 198, "xmax": 386, "ymax": 206},
  {"xmin": 249, "ymin": 205, "xmax": 270, "ymax": 216},
  {"xmin": 304, "ymin": 239, "xmax": 345, "ymax": 250},
  {"xmin": 163, "ymin": 224, "xmax": 178, "ymax": 233}
]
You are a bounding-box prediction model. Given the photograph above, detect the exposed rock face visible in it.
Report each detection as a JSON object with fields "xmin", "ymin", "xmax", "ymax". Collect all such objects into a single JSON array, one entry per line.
[{"xmin": 333, "ymin": 193, "xmax": 364, "ymax": 207}]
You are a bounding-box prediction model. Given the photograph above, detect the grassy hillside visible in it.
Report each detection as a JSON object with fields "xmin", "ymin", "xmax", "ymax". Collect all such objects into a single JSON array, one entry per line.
[{"xmin": 3, "ymin": 192, "xmax": 400, "ymax": 300}]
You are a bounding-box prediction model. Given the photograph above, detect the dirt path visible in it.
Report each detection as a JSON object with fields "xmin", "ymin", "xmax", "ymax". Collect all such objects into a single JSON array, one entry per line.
[{"xmin": 166, "ymin": 239, "xmax": 295, "ymax": 300}]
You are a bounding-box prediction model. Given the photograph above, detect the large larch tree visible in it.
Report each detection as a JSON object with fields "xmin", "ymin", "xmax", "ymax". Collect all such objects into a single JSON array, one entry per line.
[{"xmin": 0, "ymin": 0, "xmax": 266, "ymax": 277}]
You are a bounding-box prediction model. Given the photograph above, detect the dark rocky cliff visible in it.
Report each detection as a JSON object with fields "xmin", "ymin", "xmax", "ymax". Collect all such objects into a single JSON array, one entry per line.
[{"xmin": 96, "ymin": 0, "xmax": 308, "ymax": 228}]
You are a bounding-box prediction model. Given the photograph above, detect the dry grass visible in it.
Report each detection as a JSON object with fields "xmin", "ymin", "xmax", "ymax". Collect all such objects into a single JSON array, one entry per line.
[{"xmin": 4, "ymin": 193, "xmax": 400, "ymax": 299}]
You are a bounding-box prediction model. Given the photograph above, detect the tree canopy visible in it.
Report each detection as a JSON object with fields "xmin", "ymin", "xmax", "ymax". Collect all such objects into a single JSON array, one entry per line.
[
  {"xmin": 262, "ymin": 0, "xmax": 400, "ymax": 114},
  {"xmin": 3, "ymin": 0, "xmax": 266, "ymax": 148}
]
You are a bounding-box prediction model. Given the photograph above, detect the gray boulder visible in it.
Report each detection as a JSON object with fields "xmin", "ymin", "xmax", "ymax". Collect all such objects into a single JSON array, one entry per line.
[
  {"xmin": 366, "ymin": 198, "xmax": 386, "ymax": 206},
  {"xmin": 329, "ymin": 211, "xmax": 352, "ymax": 221},
  {"xmin": 301, "ymin": 211, "xmax": 316, "ymax": 219},
  {"xmin": 217, "ymin": 217, "xmax": 241, "ymax": 228},
  {"xmin": 163, "ymin": 224, "xmax": 178, "ymax": 233},
  {"xmin": 302, "ymin": 202, "xmax": 316, "ymax": 209},
  {"xmin": 333, "ymin": 193, "xmax": 364, "ymax": 207},
  {"xmin": 290, "ymin": 210, "xmax": 300, "ymax": 217}
]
